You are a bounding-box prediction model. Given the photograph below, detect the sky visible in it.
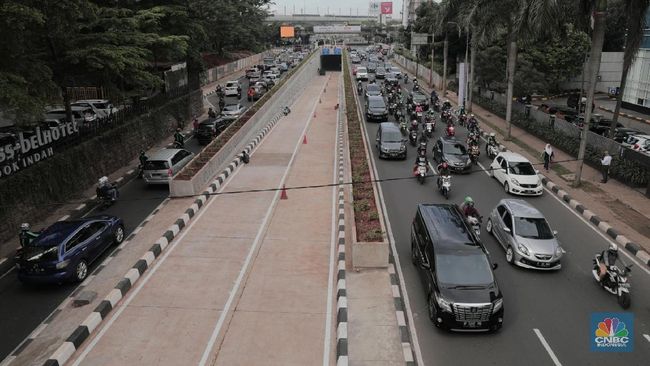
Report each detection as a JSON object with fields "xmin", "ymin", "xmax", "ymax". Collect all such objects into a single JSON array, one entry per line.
[{"xmin": 269, "ymin": 0, "xmax": 405, "ymax": 18}]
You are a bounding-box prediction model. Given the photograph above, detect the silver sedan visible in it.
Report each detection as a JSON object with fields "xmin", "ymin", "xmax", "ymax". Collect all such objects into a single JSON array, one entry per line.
[{"xmin": 485, "ymin": 199, "xmax": 565, "ymax": 270}]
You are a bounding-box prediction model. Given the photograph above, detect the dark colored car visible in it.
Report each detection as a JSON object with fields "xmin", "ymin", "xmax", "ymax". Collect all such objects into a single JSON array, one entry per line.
[
  {"xmin": 433, "ymin": 137, "xmax": 472, "ymax": 173},
  {"xmin": 376, "ymin": 122, "xmax": 407, "ymax": 159},
  {"xmin": 196, "ymin": 117, "xmax": 229, "ymax": 145},
  {"xmin": 589, "ymin": 120, "xmax": 623, "ymax": 136},
  {"xmin": 16, "ymin": 216, "xmax": 124, "ymax": 283},
  {"xmin": 385, "ymin": 73, "xmax": 399, "ymax": 87},
  {"xmin": 367, "ymin": 62, "xmax": 377, "ymax": 73},
  {"xmin": 365, "ymin": 83, "xmax": 383, "ymax": 99},
  {"xmin": 375, "ymin": 67, "xmax": 387, "ymax": 79},
  {"xmin": 613, "ymin": 127, "xmax": 642, "ymax": 143},
  {"xmin": 409, "ymin": 91, "xmax": 430, "ymax": 110},
  {"xmin": 411, "ymin": 204, "xmax": 503, "ymax": 332},
  {"xmin": 366, "ymin": 96, "xmax": 388, "ymax": 122}
]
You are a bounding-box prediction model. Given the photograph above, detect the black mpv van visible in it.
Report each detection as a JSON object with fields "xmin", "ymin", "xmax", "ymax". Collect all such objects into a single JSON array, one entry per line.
[{"xmin": 411, "ymin": 204, "xmax": 504, "ymax": 331}]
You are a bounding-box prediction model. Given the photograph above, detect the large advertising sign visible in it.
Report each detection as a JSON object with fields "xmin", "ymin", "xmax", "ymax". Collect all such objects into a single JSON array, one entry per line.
[
  {"xmin": 380, "ymin": 1, "xmax": 393, "ymax": 14},
  {"xmin": 369, "ymin": 1, "xmax": 380, "ymax": 16},
  {"xmin": 280, "ymin": 26, "xmax": 295, "ymax": 38},
  {"xmin": 313, "ymin": 25, "xmax": 362, "ymax": 34}
]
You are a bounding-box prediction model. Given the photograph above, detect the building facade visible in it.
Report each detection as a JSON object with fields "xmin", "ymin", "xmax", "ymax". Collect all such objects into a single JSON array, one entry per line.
[
  {"xmin": 402, "ymin": 0, "xmax": 423, "ymax": 27},
  {"xmin": 622, "ymin": 10, "xmax": 650, "ymax": 111}
]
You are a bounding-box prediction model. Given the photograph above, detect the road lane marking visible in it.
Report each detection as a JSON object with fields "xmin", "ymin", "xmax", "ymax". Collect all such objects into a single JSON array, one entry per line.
[
  {"xmin": 534, "ymin": 329, "xmax": 562, "ymax": 366},
  {"xmin": 199, "ymin": 74, "xmax": 326, "ymax": 366},
  {"xmin": 0, "ymin": 266, "xmax": 15, "ymax": 281},
  {"xmin": 644, "ymin": 334, "xmax": 650, "ymax": 343}
]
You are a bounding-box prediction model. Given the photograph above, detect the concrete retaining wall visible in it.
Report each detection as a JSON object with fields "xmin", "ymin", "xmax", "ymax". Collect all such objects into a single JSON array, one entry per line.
[{"xmin": 202, "ymin": 51, "xmax": 272, "ymax": 86}]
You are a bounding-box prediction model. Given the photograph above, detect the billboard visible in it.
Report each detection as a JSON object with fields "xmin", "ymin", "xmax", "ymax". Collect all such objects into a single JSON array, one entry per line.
[
  {"xmin": 313, "ymin": 25, "xmax": 362, "ymax": 33},
  {"xmin": 280, "ymin": 26, "xmax": 295, "ymax": 38},
  {"xmin": 380, "ymin": 1, "xmax": 393, "ymax": 14},
  {"xmin": 369, "ymin": 1, "xmax": 380, "ymax": 16}
]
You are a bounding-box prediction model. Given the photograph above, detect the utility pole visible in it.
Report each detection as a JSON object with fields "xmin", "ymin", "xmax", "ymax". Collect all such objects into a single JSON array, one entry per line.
[
  {"xmin": 464, "ymin": 28, "xmax": 470, "ymax": 109},
  {"xmin": 430, "ymin": 30, "xmax": 435, "ymax": 88}
]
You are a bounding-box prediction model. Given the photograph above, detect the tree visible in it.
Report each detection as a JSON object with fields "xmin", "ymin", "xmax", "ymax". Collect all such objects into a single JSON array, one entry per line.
[
  {"xmin": 609, "ymin": 0, "xmax": 650, "ymax": 136},
  {"xmin": 575, "ymin": 0, "xmax": 607, "ymax": 186}
]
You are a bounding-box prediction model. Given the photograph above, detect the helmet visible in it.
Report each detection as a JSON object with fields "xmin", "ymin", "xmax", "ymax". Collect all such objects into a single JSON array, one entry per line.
[
  {"xmin": 464, "ymin": 196, "xmax": 474, "ymax": 206},
  {"xmin": 441, "ymin": 162, "xmax": 449, "ymax": 169},
  {"xmin": 470, "ymin": 114, "xmax": 475, "ymax": 117},
  {"xmin": 608, "ymin": 244, "xmax": 619, "ymax": 255},
  {"xmin": 98, "ymin": 176, "xmax": 109, "ymax": 185},
  {"xmin": 21, "ymin": 223, "xmax": 30, "ymax": 231},
  {"xmin": 419, "ymin": 142, "xmax": 427, "ymax": 149},
  {"xmin": 176, "ymin": 128, "xmax": 181, "ymax": 132},
  {"xmin": 489, "ymin": 132, "xmax": 496, "ymax": 138}
]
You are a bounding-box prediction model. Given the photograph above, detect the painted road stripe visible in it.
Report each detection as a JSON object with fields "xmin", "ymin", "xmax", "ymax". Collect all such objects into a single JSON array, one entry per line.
[
  {"xmin": 644, "ymin": 334, "xmax": 650, "ymax": 343},
  {"xmin": 534, "ymin": 329, "xmax": 562, "ymax": 366}
]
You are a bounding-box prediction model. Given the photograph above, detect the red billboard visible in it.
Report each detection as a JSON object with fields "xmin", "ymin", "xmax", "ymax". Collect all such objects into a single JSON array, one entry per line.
[{"xmin": 380, "ymin": 2, "xmax": 393, "ymax": 14}]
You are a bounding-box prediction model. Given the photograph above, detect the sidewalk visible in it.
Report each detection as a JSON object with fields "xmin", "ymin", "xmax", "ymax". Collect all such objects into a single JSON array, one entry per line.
[{"xmin": 404, "ymin": 68, "xmax": 650, "ymax": 253}]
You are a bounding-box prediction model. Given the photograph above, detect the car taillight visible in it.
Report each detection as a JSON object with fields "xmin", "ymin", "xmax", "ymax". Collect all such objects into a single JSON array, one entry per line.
[{"xmin": 634, "ymin": 144, "xmax": 639, "ymax": 150}]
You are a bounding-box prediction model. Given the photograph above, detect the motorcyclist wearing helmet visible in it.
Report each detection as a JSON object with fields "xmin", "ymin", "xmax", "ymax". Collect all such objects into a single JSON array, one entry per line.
[
  {"xmin": 19, "ymin": 223, "xmax": 40, "ymax": 247},
  {"xmin": 415, "ymin": 104, "xmax": 423, "ymax": 114},
  {"xmin": 417, "ymin": 142, "xmax": 427, "ymax": 156},
  {"xmin": 413, "ymin": 149, "xmax": 429, "ymax": 175},
  {"xmin": 442, "ymin": 99, "xmax": 452, "ymax": 111},
  {"xmin": 599, "ymin": 244, "xmax": 621, "ymax": 281},
  {"xmin": 460, "ymin": 196, "xmax": 480, "ymax": 219},
  {"xmin": 97, "ymin": 176, "xmax": 117, "ymax": 202},
  {"xmin": 487, "ymin": 132, "xmax": 498, "ymax": 146},
  {"xmin": 437, "ymin": 162, "xmax": 451, "ymax": 188}
]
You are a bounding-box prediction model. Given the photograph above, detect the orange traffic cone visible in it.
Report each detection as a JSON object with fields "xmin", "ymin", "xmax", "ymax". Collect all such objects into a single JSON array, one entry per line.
[
  {"xmin": 280, "ymin": 185, "xmax": 288, "ymax": 199},
  {"xmin": 303, "ymin": 135, "xmax": 307, "ymax": 144}
]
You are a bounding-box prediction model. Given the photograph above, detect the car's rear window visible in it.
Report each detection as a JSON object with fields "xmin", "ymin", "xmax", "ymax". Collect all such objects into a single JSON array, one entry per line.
[
  {"xmin": 143, "ymin": 160, "xmax": 169, "ymax": 170},
  {"xmin": 224, "ymin": 105, "xmax": 239, "ymax": 112},
  {"xmin": 369, "ymin": 98, "xmax": 385, "ymax": 108}
]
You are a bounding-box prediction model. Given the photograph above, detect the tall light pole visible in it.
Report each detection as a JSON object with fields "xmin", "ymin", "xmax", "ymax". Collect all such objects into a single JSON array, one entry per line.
[{"xmin": 442, "ymin": 21, "xmax": 461, "ymax": 98}]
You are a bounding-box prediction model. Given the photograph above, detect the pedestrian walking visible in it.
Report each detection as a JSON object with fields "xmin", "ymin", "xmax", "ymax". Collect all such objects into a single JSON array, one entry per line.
[
  {"xmin": 192, "ymin": 115, "xmax": 199, "ymax": 134},
  {"xmin": 542, "ymin": 144, "xmax": 554, "ymax": 171},
  {"xmin": 600, "ymin": 151, "xmax": 612, "ymax": 183}
]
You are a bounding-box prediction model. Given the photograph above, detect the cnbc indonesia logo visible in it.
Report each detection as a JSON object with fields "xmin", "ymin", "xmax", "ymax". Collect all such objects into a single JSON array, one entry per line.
[{"xmin": 591, "ymin": 313, "xmax": 633, "ymax": 352}]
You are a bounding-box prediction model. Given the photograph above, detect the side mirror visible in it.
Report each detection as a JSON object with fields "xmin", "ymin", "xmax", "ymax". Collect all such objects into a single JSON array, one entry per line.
[
  {"xmin": 502, "ymin": 168, "xmax": 508, "ymax": 174},
  {"xmin": 376, "ymin": 137, "xmax": 380, "ymax": 142},
  {"xmin": 553, "ymin": 230, "xmax": 558, "ymax": 236},
  {"xmin": 503, "ymin": 227, "xmax": 511, "ymax": 233},
  {"xmin": 492, "ymin": 263, "xmax": 499, "ymax": 270}
]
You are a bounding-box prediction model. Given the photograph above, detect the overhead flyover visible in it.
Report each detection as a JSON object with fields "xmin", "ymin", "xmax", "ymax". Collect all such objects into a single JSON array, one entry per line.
[{"xmin": 266, "ymin": 14, "xmax": 377, "ymax": 24}]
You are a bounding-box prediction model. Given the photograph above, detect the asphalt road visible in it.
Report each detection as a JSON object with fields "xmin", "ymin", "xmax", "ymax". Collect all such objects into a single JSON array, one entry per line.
[
  {"xmin": 0, "ymin": 72, "xmax": 260, "ymax": 361},
  {"xmin": 353, "ymin": 54, "xmax": 650, "ymax": 366}
]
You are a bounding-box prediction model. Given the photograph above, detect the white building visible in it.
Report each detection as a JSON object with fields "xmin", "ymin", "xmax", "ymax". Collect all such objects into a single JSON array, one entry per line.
[
  {"xmin": 402, "ymin": 0, "xmax": 423, "ymax": 27},
  {"xmin": 622, "ymin": 10, "xmax": 650, "ymax": 111}
]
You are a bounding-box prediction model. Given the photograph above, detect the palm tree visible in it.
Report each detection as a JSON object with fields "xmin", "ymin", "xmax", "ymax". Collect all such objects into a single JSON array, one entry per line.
[
  {"xmin": 608, "ymin": 0, "xmax": 650, "ymax": 137},
  {"xmin": 575, "ymin": 0, "xmax": 608, "ymax": 186}
]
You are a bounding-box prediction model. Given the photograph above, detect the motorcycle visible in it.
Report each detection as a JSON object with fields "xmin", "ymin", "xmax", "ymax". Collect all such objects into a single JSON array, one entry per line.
[
  {"xmin": 467, "ymin": 134, "xmax": 479, "ymax": 147},
  {"xmin": 433, "ymin": 100, "xmax": 441, "ymax": 112},
  {"xmin": 409, "ymin": 129, "xmax": 418, "ymax": 146},
  {"xmin": 458, "ymin": 113, "xmax": 467, "ymax": 126},
  {"xmin": 425, "ymin": 122, "xmax": 434, "ymax": 138},
  {"xmin": 388, "ymin": 103, "xmax": 396, "ymax": 116},
  {"xmin": 469, "ymin": 145, "xmax": 480, "ymax": 165},
  {"xmin": 400, "ymin": 120, "xmax": 408, "ymax": 135},
  {"xmin": 486, "ymin": 142, "xmax": 499, "ymax": 159},
  {"xmin": 592, "ymin": 255, "xmax": 632, "ymax": 309},
  {"xmin": 96, "ymin": 180, "xmax": 119, "ymax": 209},
  {"xmin": 466, "ymin": 215, "xmax": 482, "ymax": 238},
  {"xmin": 438, "ymin": 175, "xmax": 451, "ymax": 199},
  {"xmin": 357, "ymin": 84, "xmax": 363, "ymax": 95},
  {"xmin": 404, "ymin": 75, "xmax": 409, "ymax": 84},
  {"xmin": 445, "ymin": 125, "xmax": 455, "ymax": 138},
  {"xmin": 415, "ymin": 162, "xmax": 428, "ymax": 184},
  {"xmin": 413, "ymin": 84, "xmax": 420, "ymax": 92}
]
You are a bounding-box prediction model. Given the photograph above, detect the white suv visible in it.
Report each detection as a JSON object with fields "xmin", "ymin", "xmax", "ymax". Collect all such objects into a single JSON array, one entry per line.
[
  {"xmin": 224, "ymin": 81, "xmax": 241, "ymax": 98},
  {"xmin": 356, "ymin": 66, "xmax": 368, "ymax": 81},
  {"xmin": 490, "ymin": 152, "xmax": 543, "ymax": 196}
]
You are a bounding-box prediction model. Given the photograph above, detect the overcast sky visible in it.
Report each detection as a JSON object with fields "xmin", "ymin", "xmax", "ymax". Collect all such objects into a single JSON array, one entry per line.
[{"xmin": 269, "ymin": 0, "xmax": 405, "ymax": 17}]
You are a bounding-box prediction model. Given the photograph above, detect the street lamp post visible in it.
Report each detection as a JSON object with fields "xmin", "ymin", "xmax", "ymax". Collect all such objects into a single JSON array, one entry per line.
[
  {"xmin": 430, "ymin": 30, "xmax": 435, "ymax": 88},
  {"xmin": 442, "ymin": 21, "xmax": 461, "ymax": 98}
]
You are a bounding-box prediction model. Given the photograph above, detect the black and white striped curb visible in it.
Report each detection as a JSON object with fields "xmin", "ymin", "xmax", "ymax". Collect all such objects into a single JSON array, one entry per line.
[
  {"xmin": 42, "ymin": 111, "xmax": 286, "ymax": 366},
  {"xmin": 388, "ymin": 253, "xmax": 416, "ymax": 366},
  {"xmin": 538, "ymin": 175, "xmax": 650, "ymax": 268},
  {"xmin": 598, "ymin": 105, "xmax": 650, "ymax": 125},
  {"xmin": 335, "ymin": 100, "xmax": 349, "ymax": 366}
]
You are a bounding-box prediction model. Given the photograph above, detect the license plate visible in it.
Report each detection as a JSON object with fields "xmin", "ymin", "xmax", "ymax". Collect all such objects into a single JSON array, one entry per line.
[
  {"xmin": 619, "ymin": 283, "xmax": 630, "ymax": 288},
  {"xmin": 463, "ymin": 321, "xmax": 482, "ymax": 328},
  {"xmin": 539, "ymin": 262, "xmax": 550, "ymax": 267},
  {"xmin": 419, "ymin": 168, "xmax": 426, "ymax": 174}
]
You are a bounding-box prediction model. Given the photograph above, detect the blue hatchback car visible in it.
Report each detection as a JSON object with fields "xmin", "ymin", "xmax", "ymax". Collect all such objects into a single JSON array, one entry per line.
[{"xmin": 16, "ymin": 215, "xmax": 124, "ymax": 284}]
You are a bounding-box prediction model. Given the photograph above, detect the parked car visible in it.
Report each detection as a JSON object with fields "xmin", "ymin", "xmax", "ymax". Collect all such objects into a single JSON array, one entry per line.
[
  {"xmin": 45, "ymin": 106, "xmax": 98, "ymax": 124},
  {"xmin": 16, "ymin": 215, "xmax": 125, "ymax": 283},
  {"xmin": 622, "ymin": 134, "xmax": 650, "ymax": 152},
  {"xmin": 432, "ymin": 137, "xmax": 471, "ymax": 173},
  {"xmin": 220, "ymin": 103, "xmax": 246, "ymax": 120},
  {"xmin": 489, "ymin": 152, "xmax": 543, "ymax": 196},
  {"xmin": 142, "ymin": 148, "xmax": 194, "ymax": 184},
  {"xmin": 365, "ymin": 83, "xmax": 382, "ymax": 99},
  {"xmin": 72, "ymin": 99, "xmax": 117, "ymax": 118},
  {"xmin": 411, "ymin": 203, "xmax": 503, "ymax": 332},
  {"xmin": 224, "ymin": 81, "xmax": 242, "ymax": 98},
  {"xmin": 486, "ymin": 199, "xmax": 565, "ymax": 270},
  {"xmin": 612, "ymin": 128, "xmax": 642, "ymax": 143},
  {"xmin": 196, "ymin": 117, "xmax": 229, "ymax": 145},
  {"xmin": 356, "ymin": 66, "xmax": 368, "ymax": 81},
  {"xmin": 365, "ymin": 96, "xmax": 388, "ymax": 122},
  {"xmin": 376, "ymin": 122, "xmax": 407, "ymax": 159}
]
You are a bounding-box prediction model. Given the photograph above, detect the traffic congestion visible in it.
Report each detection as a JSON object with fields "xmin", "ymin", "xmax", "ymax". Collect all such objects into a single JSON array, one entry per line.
[{"xmin": 349, "ymin": 45, "xmax": 650, "ymax": 366}]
